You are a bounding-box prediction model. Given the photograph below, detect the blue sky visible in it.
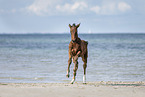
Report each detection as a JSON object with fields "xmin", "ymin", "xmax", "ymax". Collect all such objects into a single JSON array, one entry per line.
[{"xmin": 0, "ymin": 0, "xmax": 145, "ymax": 33}]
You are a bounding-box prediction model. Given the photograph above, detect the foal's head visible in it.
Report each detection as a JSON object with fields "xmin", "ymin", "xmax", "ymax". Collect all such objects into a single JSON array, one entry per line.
[{"xmin": 69, "ymin": 23, "xmax": 80, "ymax": 42}]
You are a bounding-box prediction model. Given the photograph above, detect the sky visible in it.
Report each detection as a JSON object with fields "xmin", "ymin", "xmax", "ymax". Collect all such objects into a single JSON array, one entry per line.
[{"xmin": 0, "ymin": 0, "xmax": 145, "ymax": 34}]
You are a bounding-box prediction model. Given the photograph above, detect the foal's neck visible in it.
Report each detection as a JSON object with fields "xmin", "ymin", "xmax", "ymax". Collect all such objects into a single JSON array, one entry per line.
[
  {"xmin": 76, "ymin": 37, "xmax": 81, "ymax": 41},
  {"xmin": 74, "ymin": 37, "xmax": 81, "ymax": 44}
]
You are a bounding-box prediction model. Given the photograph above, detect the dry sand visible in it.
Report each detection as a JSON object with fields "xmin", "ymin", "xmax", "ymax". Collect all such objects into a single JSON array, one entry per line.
[{"xmin": 0, "ymin": 81, "xmax": 145, "ymax": 97}]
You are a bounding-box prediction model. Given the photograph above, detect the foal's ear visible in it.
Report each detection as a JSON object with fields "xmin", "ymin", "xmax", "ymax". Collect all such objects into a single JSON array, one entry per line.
[
  {"xmin": 69, "ymin": 24, "xmax": 72, "ymax": 28},
  {"xmin": 76, "ymin": 23, "xmax": 80, "ymax": 28}
]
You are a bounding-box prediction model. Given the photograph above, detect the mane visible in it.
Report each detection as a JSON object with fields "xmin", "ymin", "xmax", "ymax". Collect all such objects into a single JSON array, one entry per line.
[{"xmin": 73, "ymin": 23, "xmax": 76, "ymax": 27}]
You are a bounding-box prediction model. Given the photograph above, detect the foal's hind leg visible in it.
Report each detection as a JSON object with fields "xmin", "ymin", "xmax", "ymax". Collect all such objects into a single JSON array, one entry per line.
[{"xmin": 82, "ymin": 57, "xmax": 87, "ymax": 84}]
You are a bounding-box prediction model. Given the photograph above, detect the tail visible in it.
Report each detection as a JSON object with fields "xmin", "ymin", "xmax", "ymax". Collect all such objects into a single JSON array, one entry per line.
[
  {"xmin": 85, "ymin": 41, "xmax": 88, "ymax": 58},
  {"xmin": 85, "ymin": 41, "xmax": 88, "ymax": 45},
  {"xmin": 81, "ymin": 40, "xmax": 88, "ymax": 59}
]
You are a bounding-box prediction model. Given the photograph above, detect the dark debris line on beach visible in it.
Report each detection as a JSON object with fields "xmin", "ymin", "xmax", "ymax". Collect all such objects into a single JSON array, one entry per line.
[{"xmin": 106, "ymin": 84, "xmax": 145, "ymax": 87}]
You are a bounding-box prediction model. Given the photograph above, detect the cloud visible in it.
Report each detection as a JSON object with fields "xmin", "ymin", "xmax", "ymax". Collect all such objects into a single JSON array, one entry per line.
[
  {"xmin": 25, "ymin": 0, "xmax": 88, "ymax": 16},
  {"xmin": 118, "ymin": 2, "xmax": 131, "ymax": 12},
  {"xmin": 25, "ymin": 0, "xmax": 59, "ymax": 16},
  {"xmin": 0, "ymin": 9, "xmax": 4, "ymax": 13},
  {"xmin": 56, "ymin": 1, "xmax": 88, "ymax": 14},
  {"xmin": 90, "ymin": 1, "xmax": 131, "ymax": 15},
  {"xmin": 11, "ymin": 9, "xmax": 16, "ymax": 13},
  {"xmin": 0, "ymin": 9, "xmax": 17, "ymax": 14},
  {"xmin": 90, "ymin": 6, "xmax": 101, "ymax": 14},
  {"xmin": 91, "ymin": 2, "xmax": 116, "ymax": 15},
  {"xmin": 24, "ymin": 0, "xmax": 131, "ymax": 16}
]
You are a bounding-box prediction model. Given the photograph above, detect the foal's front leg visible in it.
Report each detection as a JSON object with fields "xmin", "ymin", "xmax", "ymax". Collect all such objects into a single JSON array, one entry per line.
[
  {"xmin": 66, "ymin": 53, "xmax": 72, "ymax": 78},
  {"xmin": 66, "ymin": 43, "xmax": 72, "ymax": 78},
  {"xmin": 70, "ymin": 51, "xmax": 81, "ymax": 84}
]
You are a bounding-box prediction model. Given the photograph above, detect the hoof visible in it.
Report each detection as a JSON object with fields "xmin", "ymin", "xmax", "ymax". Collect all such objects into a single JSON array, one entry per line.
[
  {"xmin": 66, "ymin": 74, "xmax": 69, "ymax": 78},
  {"xmin": 83, "ymin": 80, "xmax": 86, "ymax": 84},
  {"xmin": 70, "ymin": 79, "xmax": 75, "ymax": 84}
]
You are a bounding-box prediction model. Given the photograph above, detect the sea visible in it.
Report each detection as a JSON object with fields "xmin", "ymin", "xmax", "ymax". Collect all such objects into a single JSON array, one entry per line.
[{"xmin": 0, "ymin": 33, "xmax": 145, "ymax": 83}]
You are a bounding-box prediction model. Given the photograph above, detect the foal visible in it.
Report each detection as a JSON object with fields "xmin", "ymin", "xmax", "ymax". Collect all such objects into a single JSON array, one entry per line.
[{"xmin": 66, "ymin": 23, "xmax": 88, "ymax": 84}]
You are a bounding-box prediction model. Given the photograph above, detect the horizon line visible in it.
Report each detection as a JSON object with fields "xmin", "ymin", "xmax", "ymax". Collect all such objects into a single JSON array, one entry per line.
[{"xmin": 0, "ymin": 32, "xmax": 145, "ymax": 34}]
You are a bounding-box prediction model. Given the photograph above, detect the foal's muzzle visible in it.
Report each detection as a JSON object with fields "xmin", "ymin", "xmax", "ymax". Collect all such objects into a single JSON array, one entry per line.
[{"xmin": 72, "ymin": 40, "xmax": 76, "ymax": 43}]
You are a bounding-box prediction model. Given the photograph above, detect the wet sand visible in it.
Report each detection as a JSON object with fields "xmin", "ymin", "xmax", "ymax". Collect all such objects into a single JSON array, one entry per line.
[{"xmin": 0, "ymin": 81, "xmax": 145, "ymax": 97}]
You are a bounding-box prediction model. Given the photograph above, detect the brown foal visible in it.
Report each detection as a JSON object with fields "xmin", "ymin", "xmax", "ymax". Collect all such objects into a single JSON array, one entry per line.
[{"xmin": 66, "ymin": 23, "xmax": 88, "ymax": 84}]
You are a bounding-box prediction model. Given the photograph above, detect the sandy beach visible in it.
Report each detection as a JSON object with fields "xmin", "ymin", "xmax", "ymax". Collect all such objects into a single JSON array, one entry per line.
[{"xmin": 0, "ymin": 81, "xmax": 145, "ymax": 97}]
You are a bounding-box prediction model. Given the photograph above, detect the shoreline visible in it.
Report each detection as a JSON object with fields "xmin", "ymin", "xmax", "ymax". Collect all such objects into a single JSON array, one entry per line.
[
  {"xmin": 0, "ymin": 81, "xmax": 145, "ymax": 87},
  {"xmin": 0, "ymin": 81, "xmax": 145, "ymax": 97}
]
